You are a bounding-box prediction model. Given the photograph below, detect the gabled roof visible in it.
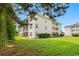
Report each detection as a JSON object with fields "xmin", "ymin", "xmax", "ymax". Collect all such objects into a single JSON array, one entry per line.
[
  {"xmin": 65, "ymin": 22, "xmax": 79, "ymax": 28},
  {"xmin": 27, "ymin": 14, "xmax": 61, "ymax": 24}
]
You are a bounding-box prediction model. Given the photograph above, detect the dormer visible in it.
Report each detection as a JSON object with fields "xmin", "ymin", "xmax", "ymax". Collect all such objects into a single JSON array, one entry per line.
[{"xmin": 43, "ymin": 13, "xmax": 50, "ymax": 19}]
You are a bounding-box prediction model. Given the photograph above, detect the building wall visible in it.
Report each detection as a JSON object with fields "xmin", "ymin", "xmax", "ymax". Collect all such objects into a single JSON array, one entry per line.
[
  {"xmin": 64, "ymin": 27, "xmax": 71, "ymax": 36},
  {"xmin": 64, "ymin": 25, "xmax": 79, "ymax": 36},
  {"xmin": 19, "ymin": 14, "xmax": 61, "ymax": 38},
  {"xmin": 28, "ymin": 14, "xmax": 61, "ymax": 38},
  {"xmin": 71, "ymin": 27, "xmax": 79, "ymax": 34},
  {"xmin": 35, "ymin": 15, "xmax": 53, "ymax": 37},
  {"xmin": 19, "ymin": 26, "xmax": 28, "ymax": 37},
  {"xmin": 28, "ymin": 17, "xmax": 36, "ymax": 38}
]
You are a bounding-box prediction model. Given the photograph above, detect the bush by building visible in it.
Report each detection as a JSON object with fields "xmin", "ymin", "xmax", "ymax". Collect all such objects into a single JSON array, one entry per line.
[
  {"xmin": 37, "ymin": 33, "xmax": 51, "ymax": 38},
  {"xmin": 72, "ymin": 34, "xmax": 79, "ymax": 37}
]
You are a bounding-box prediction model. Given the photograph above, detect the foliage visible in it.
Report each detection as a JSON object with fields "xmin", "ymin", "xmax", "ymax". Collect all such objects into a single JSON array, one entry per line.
[
  {"xmin": 0, "ymin": 3, "xmax": 69, "ymax": 26},
  {"xmin": 0, "ymin": 4, "xmax": 16, "ymax": 47},
  {"xmin": 59, "ymin": 34, "xmax": 64, "ymax": 37},
  {"xmin": 37, "ymin": 33, "xmax": 51, "ymax": 38},
  {"xmin": 72, "ymin": 34, "xmax": 79, "ymax": 37},
  {"xmin": 15, "ymin": 30, "xmax": 19, "ymax": 36},
  {"xmin": 59, "ymin": 32, "xmax": 64, "ymax": 37},
  {"xmin": 0, "ymin": 3, "xmax": 69, "ymax": 48},
  {"xmin": 14, "ymin": 3, "xmax": 69, "ymax": 25},
  {"xmin": 36, "ymin": 3, "xmax": 69, "ymax": 19},
  {"xmin": 7, "ymin": 19, "xmax": 16, "ymax": 41},
  {"xmin": 0, "ymin": 8, "xmax": 7, "ymax": 48}
]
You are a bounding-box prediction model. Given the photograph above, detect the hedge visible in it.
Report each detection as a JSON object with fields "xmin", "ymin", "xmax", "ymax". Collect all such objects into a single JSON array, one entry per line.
[{"xmin": 37, "ymin": 33, "xmax": 51, "ymax": 38}]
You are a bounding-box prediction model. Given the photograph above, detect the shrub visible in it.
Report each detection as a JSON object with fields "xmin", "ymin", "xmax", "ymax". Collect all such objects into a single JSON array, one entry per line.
[
  {"xmin": 72, "ymin": 34, "xmax": 79, "ymax": 37},
  {"xmin": 59, "ymin": 34, "xmax": 64, "ymax": 37},
  {"xmin": 37, "ymin": 33, "xmax": 51, "ymax": 38}
]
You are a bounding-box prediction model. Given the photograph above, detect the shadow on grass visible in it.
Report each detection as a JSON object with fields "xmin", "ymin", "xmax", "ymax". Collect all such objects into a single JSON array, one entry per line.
[{"xmin": 0, "ymin": 39, "xmax": 79, "ymax": 56}]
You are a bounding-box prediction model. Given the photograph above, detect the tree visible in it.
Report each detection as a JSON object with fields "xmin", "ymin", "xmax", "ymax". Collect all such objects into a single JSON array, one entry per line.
[
  {"xmin": 6, "ymin": 4, "xmax": 16, "ymax": 45},
  {"xmin": 7, "ymin": 19, "xmax": 16, "ymax": 44},
  {"xmin": 0, "ymin": 4, "xmax": 16, "ymax": 48},
  {"xmin": 14, "ymin": 3, "xmax": 69, "ymax": 20},
  {"xmin": 0, "ymin": 3, "xmax": 69, "ymax": 48},
  {"xmin": 0, "ymin": 5, "xmax": 8, "ymax": 48},
  {"xmin": 38, "ymin": 3, "xmax": 69, "ymax": 18}
]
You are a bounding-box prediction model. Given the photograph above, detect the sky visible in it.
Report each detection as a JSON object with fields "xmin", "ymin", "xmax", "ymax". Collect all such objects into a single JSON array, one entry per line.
[
  {"xmin": 56, "ymin": 3, "xmax": 79, "ymax": 31},
  {"xmin": 18, "ymin": 3, "xmax": 79, "ymax": 31}
]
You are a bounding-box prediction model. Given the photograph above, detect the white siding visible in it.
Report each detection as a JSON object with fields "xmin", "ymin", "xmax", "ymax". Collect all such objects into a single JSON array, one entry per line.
[
  {"xmin": 64, "ymin": 25, "xmax": 79, "ymax": 36},
  {"xmin": 19, "ymin": 14, "xmax": 61, "ymax": 38},
  {"xmin": 64, "ymin": 27, "xmax": 71, "ymax": 36},
  {"xmin": 34, "ymin": 15, "xmax": 52, "ymax": 37}
]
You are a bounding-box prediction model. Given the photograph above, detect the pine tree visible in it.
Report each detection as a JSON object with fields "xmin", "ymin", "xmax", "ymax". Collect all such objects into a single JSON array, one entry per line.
[{"xmin": 0, "ymin": 3, "xmax": 69, "ymax": 48}]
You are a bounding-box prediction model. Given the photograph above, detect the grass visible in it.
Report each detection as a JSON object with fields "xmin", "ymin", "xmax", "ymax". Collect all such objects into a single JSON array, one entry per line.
[
  {"xmin": 14, "ymin": 36, "xmax": 79, "ymax": 56},
  {"xmin": 0, "ymin": 36, "xmax": 79, "ymax": 56}
]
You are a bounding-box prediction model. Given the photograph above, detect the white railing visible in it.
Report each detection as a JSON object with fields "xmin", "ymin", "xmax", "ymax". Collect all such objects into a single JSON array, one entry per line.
[
  {"xmin": 71, "ymin": 31, "xmax": 79, "ymax": 33},
  {"xmin": 52, "ymin": 24, "xmax": 58, "ymax": 28},
  {"xmin": 52, "ymin": 30, "xmax": 59, "ymax": 32}
]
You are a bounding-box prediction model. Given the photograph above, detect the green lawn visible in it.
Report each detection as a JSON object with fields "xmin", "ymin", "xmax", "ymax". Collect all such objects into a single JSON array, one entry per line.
[{"xmin": 14, "ymin": 36, "xmax": 79, "ymax": 56}]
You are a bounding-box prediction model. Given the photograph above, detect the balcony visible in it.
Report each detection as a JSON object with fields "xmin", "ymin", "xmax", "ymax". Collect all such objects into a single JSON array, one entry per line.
[
  {"xmin": 52, "ymin": 24, "xmax": 59, "ymax": 28},
  {"xmin": 22, "ymin": 27, "xmax": 28, "ymax": 32},
  {"xmin": 52, "ymin": 29, "xmax": 59, "ymax": 33},
  {"xmin": 71, "ymin": 31, "xmax": 79, "ymax": 34}
]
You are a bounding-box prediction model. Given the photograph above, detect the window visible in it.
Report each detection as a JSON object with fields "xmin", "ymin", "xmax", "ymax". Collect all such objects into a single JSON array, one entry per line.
[
  {"xmin": 23, "ymin": 33, "xmax": 26, "ymax": 37},
  {"xmin": 30, "ymin": 24, "xmax": 32, "ymax": 29},
  {"xmin": 23, "ymin": 27, "xmax": 26, "ymax": 31},
  {"xmin": 45, "ymin": 26, "xmax": 47, "ymax": 30},
  {"xmin": 30, "ymin": 32, "xmax": 32, "ymax": 36},
  {"xmin": 36, "ymin": 24, "xmax": 38, "ymax": 28}
]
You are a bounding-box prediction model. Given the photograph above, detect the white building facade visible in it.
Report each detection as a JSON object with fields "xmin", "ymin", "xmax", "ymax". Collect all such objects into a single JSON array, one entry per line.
[
  {"xmin": 19, "ymin": 14, "xmax": 61, "ymax": 38},
  {"xmin": 64, "ymin": 22, "xmax": 79, "ymax": 36}
]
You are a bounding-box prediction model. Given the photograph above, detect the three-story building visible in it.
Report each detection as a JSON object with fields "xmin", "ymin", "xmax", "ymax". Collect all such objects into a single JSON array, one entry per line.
[
  {"xmin": 64, "ymin": 22, "xmax": 79, "ymax": 36},
  {"xmin": 19, "ymin": 14, "xmax": 61, "ymax": 38}
]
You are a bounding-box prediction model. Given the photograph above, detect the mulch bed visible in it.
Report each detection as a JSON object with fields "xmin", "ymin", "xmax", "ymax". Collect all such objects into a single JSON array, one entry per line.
[
  {"xmin": 0, "ymin": 47, "xmax": 27, "ymax": 56},
  {"xmin": 0, "ymin": 47, "xmax": 43, "ymax": 56}
]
